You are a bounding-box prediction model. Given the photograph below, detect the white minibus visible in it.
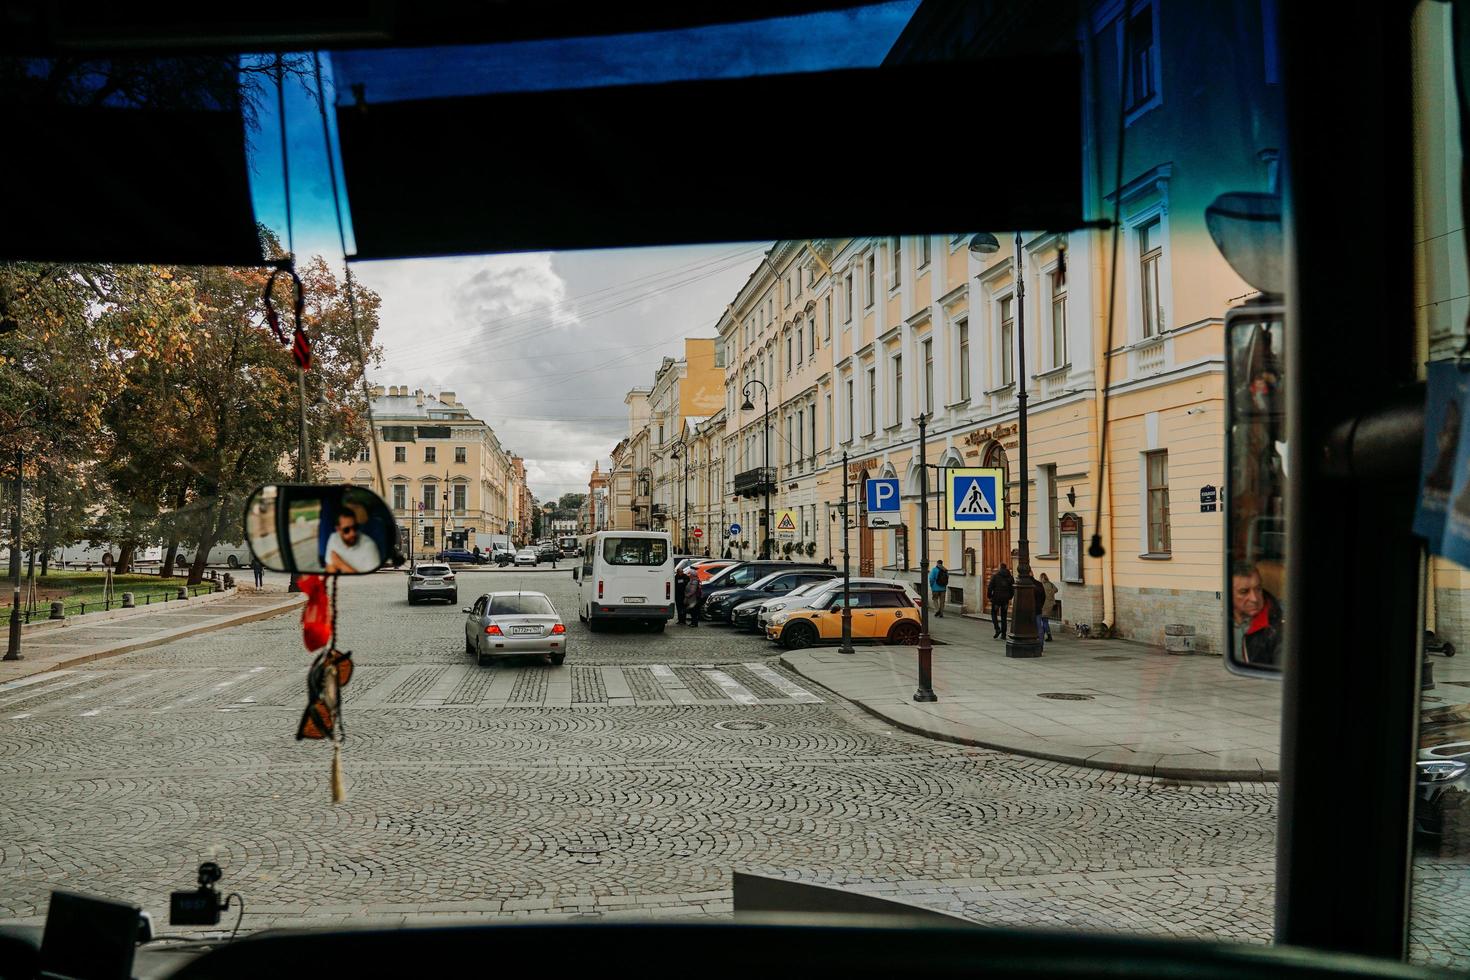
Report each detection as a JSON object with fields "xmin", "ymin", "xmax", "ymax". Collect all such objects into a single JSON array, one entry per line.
[{"xmin": 573, "ymin": 531, "xmax": 674, "ymax": 631}]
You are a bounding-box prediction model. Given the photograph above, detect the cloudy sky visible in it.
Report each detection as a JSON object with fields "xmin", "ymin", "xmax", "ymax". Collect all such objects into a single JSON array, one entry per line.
[{"xmin": 351, "ymin": 245, "xmax": 765, "ymax": 502}]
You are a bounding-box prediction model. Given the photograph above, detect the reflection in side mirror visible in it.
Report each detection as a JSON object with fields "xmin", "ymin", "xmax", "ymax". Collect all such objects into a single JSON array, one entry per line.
[
  {"xmin": 244, "ymin": 484, "xmax": 401, "ymax": 575},
  {"xmin": 1225, "ymin": 298, "xmax": 1286, "ymax": 676}
]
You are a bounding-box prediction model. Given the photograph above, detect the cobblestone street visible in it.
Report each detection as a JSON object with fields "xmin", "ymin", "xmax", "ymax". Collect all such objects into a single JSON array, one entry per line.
[{"xmin": 0, "ymin": 569, "xmax": 1282, "ymax": 942}]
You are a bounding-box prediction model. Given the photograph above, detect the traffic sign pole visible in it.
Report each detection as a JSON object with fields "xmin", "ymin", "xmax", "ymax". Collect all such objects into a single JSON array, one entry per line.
[
  {"xmin": 914, "ymin": 414, "xmax": 937, "ymax": 702},
  {"xmin": 839, "ymin": 450, "xmax": 854, "ymax": 655}
]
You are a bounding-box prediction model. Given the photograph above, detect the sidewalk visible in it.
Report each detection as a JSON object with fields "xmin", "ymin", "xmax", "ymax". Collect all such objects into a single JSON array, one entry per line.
[
  {"xmin": 0, "ymin": 586, "xmax": 305, "ymax": 685},
  {"xmin": 779, "ymin": 612, "xmax": 1283, "ymax": 781}
]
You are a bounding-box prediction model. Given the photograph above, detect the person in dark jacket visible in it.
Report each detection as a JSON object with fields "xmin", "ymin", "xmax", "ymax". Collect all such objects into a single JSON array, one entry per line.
[
  {"xmin": 987, "ymin": 563, "xmax": 1015, "ymax": 639},
  {"xmin": 684, "ymin": 572, "xmax": 703, "ymax": 628},
  {"xmin": 675, "ymin": 565, "xmax": 689, "ymax": 625},
  {"xmin": 250, "ymin": 554, "xmax": 265, "ymax": 589},
  {"xmin": 1231, "ymin": 562, "xmax": 1283, "ymax": 667}
]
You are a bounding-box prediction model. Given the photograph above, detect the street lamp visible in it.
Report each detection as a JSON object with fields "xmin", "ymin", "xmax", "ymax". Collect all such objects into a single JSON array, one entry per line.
[
  {"xmin": 670, "ymin": 442, "xmax": 691, "ymax": 554},
  {"xmin": 739, "ymin": 380, "xmax": 771, "ymax": 559},
  {"xmin": 971, "ymin": 231, "xmax": 1041, "ymax": 658}
]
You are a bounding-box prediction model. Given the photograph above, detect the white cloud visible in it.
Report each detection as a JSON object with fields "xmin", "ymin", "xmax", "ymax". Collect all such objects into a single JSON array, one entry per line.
[{"xmin": 351, "ymin": 243, "xmax": 764, "ymax": 502}]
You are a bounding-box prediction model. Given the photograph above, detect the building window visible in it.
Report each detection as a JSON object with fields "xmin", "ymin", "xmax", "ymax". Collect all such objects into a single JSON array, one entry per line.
[
  {"xmin": 1045, "ymin": 465, "xmax": 1059, "ymax": 554},
  {"xmin": 845, "ymin": 273, "xmax": 854, "ymax": 321},
  {"xmin": 845, "ymin": 379, "xmax": 854, "ymax": 443},
  {"xmin": 454, "ymin": 446, "xmax": 466, "ymax": 464},
  {"xmin": 922, "ymin": 338, "xmax": 934, "ymax": 414},
  {"xmin": 865, "ymin": 254, "xmax": 875, "ymax": 307},
  {"xmin": 422, "ymin": 484, "xmax": 436, "ymax": 510},
  {"xmin": 919, "ymin": 236, "xmax": 931, "ymax": 268},
  {"xmin": 999, "ymin": 296, "xmax": 1015, "ymax": 385},
  {"xmin": 658, "ymin": 423, "xmax": 664, "ymax": 445},
  {"xmin": 394, "ymin": 446, "xmax": 406, "ymax": 463},
  {"xmin": 425, "ymin": 446, "xmax": 437, "ymax": 463},
  {"xmin": 423, "ymin": 524, "xmax": 435, "ymax": 546},
  {"xmin": 809, "ymin": 403, "xmax": 817, "ymax": 458},
  {"xmin": 1146, "ymin": 449, "xmax": 1171, "ymax": 554},
  {"xmin": 795, "ymin": 412, "xmax": 804, "ymax": 461},
  {"xmin": 824, "ymin": 296, "xmax": 832, "ymax": 342},
  {"xmin": 1050, "ymin": 265, "xmax": 1069, "ymax": 368},
  {"xmin": 789, "ymin": 332, "xmax": 795, "ymax": 370},
  {"xmin": 810, "ymin": 317, "xmax": 817, "ymax": 355},
  {"xmin": 1126, "ymin": 4, "xmax": 1158, "ymax": 109},
  {"xmin": 1139, "ymin": 218, "xmax": 1164, "ymax": 337},
  {"xmin": 892, "ymin": 354, "xmax": 903, "ymax": 425},
  {"xmin": 866, "ymin": 368, "xmax": 876, "ymax": 435},
  {"xmin": 453, "ymin": 484, "xmax": 467, "ymax": 512},
  {"xmin": 358, "ymin": 446, "xmax": 371, "ymax": 463},
  {"xmin": 890, "ymin": 237, "xmax": 901, "ymax": 288},
  {"xmin": 795, "ymin": 269, "xmax": 803, "ymax": 297},
  {"xmin": 958, "ymin": 319, "xmax": 971, "ymax": 400},
  {"xmin": 392, "ymin": 484, "xmax": 407, "ymax": 511}
]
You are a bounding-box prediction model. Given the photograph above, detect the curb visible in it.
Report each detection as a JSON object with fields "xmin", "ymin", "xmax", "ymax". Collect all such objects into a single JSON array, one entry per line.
[
  {"xmin": 5, "ymin": 593, "xmax": 307, "ymax": 679},
  {"xmin": 777, "ymin": 653, "xmax": 1277, "ymax": 783}
]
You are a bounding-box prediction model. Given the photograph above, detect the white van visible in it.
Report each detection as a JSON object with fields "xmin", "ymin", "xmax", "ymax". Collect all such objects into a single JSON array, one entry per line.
[{"xmin": 573, "ymin": 531, "xmax": 674, "ymax": 632}]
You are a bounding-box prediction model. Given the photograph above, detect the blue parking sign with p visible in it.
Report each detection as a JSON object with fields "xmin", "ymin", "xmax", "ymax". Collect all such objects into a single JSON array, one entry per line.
[{"xmin": 865, "ymin": 477, "xmax": 900, "ymax": 528}]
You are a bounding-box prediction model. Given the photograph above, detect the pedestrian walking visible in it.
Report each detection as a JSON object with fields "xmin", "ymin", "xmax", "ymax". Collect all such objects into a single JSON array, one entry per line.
[
  {"xmin": 675, "ymin": 564, "xmax": 689, "ymax": 625},
  {"xmin": 987, "ymin": 562, "xmax": 1014, "ymax": 639},
  {"xmin": 684, "ymin": 572, "xmax": 703, "ymax": 627},
  {"xmin": 250, "ymin": 554, "xmax": 264, "ymax": 589},
  {"xmin": 929, "ymin": 559, "xmax": 949, "ymax": 617},
  {"xmin": 1038, "ymin": 572, "xmax": 1057, "ymax": 642},
  {"xmin": 472, "ymin": 544, "xmax": 481, "ymax": 559}
]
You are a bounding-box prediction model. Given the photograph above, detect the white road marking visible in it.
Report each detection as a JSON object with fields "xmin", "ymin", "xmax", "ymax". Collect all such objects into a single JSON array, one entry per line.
[
  {"xmin": 745, "ymin": 663, "xmax": 823, "ymax": 703},
  {"xmin": 0, "ymin": 670, "xmax": 74, "ymax": 693},
  {"xmin": 700, "ymin": 668, "xmax": 760, "ymax": 705}
]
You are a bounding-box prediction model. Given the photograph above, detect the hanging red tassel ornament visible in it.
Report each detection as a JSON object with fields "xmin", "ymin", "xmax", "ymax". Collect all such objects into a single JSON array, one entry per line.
[{"xmin": 300, "ymin": 574, "xmax": 331, "ymax": 651}]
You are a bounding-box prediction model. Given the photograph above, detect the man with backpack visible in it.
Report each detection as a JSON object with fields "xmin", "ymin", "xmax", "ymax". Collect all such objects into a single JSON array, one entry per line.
[{"xmin": 928, "ymin": 559, "xmax": 950, "ymax": 617}]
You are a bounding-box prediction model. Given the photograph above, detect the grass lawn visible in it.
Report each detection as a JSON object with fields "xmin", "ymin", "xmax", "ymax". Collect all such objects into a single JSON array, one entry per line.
[{"xmin": 1, "ymin": 571, "xmax": 217, "ymax": 613}]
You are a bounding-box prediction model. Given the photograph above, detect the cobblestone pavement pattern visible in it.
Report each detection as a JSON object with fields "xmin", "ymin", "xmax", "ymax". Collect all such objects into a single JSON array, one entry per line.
[{"xmin": 0, "ymin": 565, "xmax": 1382, "ymax": 955}]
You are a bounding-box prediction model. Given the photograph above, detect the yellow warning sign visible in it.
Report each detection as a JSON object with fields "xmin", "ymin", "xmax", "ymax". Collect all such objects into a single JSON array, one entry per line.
[{"xmin": 774, "ymin": 508, "xmax": 798, "ymax": 537}]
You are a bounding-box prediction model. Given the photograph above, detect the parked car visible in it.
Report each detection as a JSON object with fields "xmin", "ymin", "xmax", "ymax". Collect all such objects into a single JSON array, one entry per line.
[
  {"xmin": 491, "ymin": 546, "xmax": 516, "ymax": 566},
  {"xmin": 463, "ymin": 590, "xmax": 566, "ymax": 666},
  {"xmin": 732, "ymin": 579, "xmax": 835, "ymax": 632},
  {"xmin": 1416, "ymin": 702, "xmax": 1470, "ymax": 841},
  {"xmin": 514, "ymin": 548, "xmax": 539, "ymax": 566},
  {"xmin": 766, "ymin": 587, "xmax": 921, "ymax": 649},
  {"xmin": 695, "ymin": 561, "xmax": 830, "ymax": 620},
  {"xmin": 436, "ymin": 548, "xmax": 487, "ymax": 565},
  {"xmin": 700, "ymin": 568, "xmax": 841, "ymax": 625},
  {"xmin": 537, "ymin": 543, "xmax": 561, "ymax": 563},
  {"xmin": 407, "ymin": 563, "xmax": 457, "ymax": 605},
  {"xmin": 689, "ymin": 559, "xmax": 737, "ymax": 582},
  {"xmin": 755, "ymin": 577, "xmax": 920, "ymax": 631}
]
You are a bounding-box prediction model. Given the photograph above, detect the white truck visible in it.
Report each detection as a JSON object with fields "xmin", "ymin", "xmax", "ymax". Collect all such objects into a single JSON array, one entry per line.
[{"xmin": 572, "ymin": 530, "xmax": 674, "ymax": 632}]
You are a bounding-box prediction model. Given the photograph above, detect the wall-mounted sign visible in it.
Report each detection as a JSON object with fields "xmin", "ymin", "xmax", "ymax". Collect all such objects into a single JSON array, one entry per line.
[
  {"xmin": 774, "ymin": 509, "xmax": 798, "ymax": 538},
  {"xmin": 1200, "ymin": 485, "xmax": 1218, "ymax": 513},
  {"xmin": 1059, "ymin": 511, "xmax": 1083, "ymax": 584},
  {"xmin": 963, "ymin": 423, "xmax": 1018, "ymax": 447},
  {"xmin": 864, "ymin": 477, "xmax": 900, "ymax": 528},
  {"xmin": 944, "ymin": 468, "xmax": 1005, "ymax": 530}
]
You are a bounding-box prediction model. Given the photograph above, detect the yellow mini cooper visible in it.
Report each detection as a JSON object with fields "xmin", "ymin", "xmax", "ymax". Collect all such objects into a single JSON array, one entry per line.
[{"xmin": 766, "ymin": 587, "xmax": 921, "ymax": 649}]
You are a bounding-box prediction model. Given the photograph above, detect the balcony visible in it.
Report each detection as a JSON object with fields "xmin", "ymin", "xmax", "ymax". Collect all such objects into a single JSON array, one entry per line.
[
  {"xmin": 651, "ymin": 503, "xmax": 669, "ymax": 520},
  {"xmin": 733, "ymin": 466, "xmax": 776, "ymax": 498}
]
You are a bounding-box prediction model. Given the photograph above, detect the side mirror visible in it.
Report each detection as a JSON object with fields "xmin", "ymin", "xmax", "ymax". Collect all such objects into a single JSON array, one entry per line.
[
  {"xmin": 1224, "ymin": 299, "xmax": 1286, "ymax": 676},
  {"xmin": 244, "ymin": 484, "xmax": 401, "ymax": 575}
]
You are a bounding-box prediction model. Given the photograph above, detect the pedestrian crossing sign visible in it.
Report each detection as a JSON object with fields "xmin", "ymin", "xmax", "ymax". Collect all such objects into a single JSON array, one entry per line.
[
  {"xmin": 945, "ymin": 467, "xmax": 1005, "ymax": 530},
  {"xmin": 774, "ymin": 508, "xmax": 798, "ymax": 537}
]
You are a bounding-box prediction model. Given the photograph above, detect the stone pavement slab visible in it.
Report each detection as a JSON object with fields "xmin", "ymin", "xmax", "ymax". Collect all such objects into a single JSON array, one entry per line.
[
  {"xmin": 0, "ymin": 587, "xmax": 305, "ymax": 685},
  {"xmin": 779, "ymin": 616, "xmax": 1281, "ymax": 780}
]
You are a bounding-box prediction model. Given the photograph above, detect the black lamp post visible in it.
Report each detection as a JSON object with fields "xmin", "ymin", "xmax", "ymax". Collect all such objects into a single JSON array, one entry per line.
[
  {"xmin": 971, "ymin": 231, "xmax": 1041, "ymax": 658},
  {"xmin": 739, "ymin": 380, "xmax": 771, "ymax": 559},
  {"xmin": 837, "ymin": 451, "xmax": 854, "ymax": 655},
  {"xmin": 914, "ymin": 412, "xmax": 937, "ymax": 699}
]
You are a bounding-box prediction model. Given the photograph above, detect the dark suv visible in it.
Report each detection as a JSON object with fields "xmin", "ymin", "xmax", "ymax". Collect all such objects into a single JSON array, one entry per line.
[
  {"xmin": 700, "ymin": 567, "xmax": 841, "ymax": 624},
  {"xmin": 696, "ymin": 561, "xmax": 831, "ymax": 621}
]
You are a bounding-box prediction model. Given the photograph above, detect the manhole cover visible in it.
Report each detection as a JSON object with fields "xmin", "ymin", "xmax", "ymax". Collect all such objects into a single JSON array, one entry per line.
[
  {"xmin": 713, "ymin": 720, "xmax": 770, "ymax": 732},
  {"xmin": 1093, "ymin": 655, "xmax": 1132, "ymax": 662},
  {"xmin": 1037, "ymin": 692, "xmax": 1095, "ymax": 701}
]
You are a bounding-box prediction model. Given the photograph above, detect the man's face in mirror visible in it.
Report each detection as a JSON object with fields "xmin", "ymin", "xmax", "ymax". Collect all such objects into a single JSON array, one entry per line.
[
  {"xmin": 337, "ymin": 513, "xmax": 359, "ymax": 544},
  {"xmin": 1232, "ymin": 571, "xmax": 1264, "ymax": 624}
]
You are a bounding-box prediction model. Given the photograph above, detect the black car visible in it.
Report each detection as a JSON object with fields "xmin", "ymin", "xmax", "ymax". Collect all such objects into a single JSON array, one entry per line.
[
  {"xmin": 700, "ymin": 568, "xmax": 841, "ymax": 624},
  {"xmin": 536, "ymin": 544, "xmax": 561, "ymax": 564},
  {"xmin": 436, "ymin": 548, "xmax": 487, "ymax": 565},
  {"xmin": 696, "ymin": 561, "xmax": 831, "ymax": 620}
]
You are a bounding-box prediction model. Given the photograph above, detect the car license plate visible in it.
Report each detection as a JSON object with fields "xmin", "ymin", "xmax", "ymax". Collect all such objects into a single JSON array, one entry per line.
[
  {"xmin": 623, "ymin": 597, "xmax": 645, "ymax": 604},
  {"xmin": 510, "ymin": 626, "xmax": 540, "ymax": 635}
]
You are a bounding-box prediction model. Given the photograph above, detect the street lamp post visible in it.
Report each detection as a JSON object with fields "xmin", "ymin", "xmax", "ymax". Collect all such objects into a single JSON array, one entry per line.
[
  {"xmin": 970, "ymin": 231, "xmax": 1041, "ymax": 658},
  {"xmin": 839, "ymin": 450, "xmax": 854, "ymax": 655},
  {"xmin": 914, "ymin": 413, "xmax": 937, "ymax": 700},
  {"xmin": 740, "ymin": 380, "xmax": 771, "ymax": 559}
]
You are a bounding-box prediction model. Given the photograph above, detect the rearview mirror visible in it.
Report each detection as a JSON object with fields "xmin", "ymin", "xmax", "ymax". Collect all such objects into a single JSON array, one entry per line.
[
  {"xmin": 1225, "ymin": 298, "xmax": 1286, "ymax": 676},
  {"xmin": 244, "ymin": 484, "xmax": 401, "ymax": 575}
]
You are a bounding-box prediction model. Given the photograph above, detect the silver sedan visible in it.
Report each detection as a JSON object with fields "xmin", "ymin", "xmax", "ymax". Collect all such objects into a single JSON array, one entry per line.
[{"xmin": 463, "ymin": 591, "xmax": 567, "ymax": 666}]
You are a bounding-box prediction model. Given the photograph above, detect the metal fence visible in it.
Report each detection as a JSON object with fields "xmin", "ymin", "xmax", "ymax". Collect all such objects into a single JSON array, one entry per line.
[{"xmin": 18, "ymin": 580, "xmax": 220, "ymax": 624}]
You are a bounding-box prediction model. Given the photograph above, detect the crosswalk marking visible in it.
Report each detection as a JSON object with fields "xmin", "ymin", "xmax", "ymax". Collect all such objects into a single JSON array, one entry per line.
[
  {"xmin": 701, "ymin": 668, "xmax": 760, "ymax": 705},
  {"xmin": 649, "ymin": 664, "xmax": 698, "ymax": 705},
  {"xmin": 745, "ymin": 663, "xmax": 823, "ymax": 703}
]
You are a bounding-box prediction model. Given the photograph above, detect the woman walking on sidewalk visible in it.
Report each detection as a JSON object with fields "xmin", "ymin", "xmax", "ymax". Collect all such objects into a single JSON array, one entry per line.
[{"xmin": 1038, "ymin": 572, "xmax": 1057, "ymax": 642}]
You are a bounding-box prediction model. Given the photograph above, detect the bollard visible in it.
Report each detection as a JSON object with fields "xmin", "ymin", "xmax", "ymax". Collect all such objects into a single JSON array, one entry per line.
[
  {"xmin": 121, "ymin": 592, "xmax": 135, "ymax": 608},
  {"xmin": 177, "ymin": 587, "xmax": 188, "ymax": 600},
  {"xmin": 222, "ymin": 573, "xmax": 234, "ymax": 590},
  {"xmin": 49, "ymin": 602, "xmax": 64, "ymax": 620}
]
